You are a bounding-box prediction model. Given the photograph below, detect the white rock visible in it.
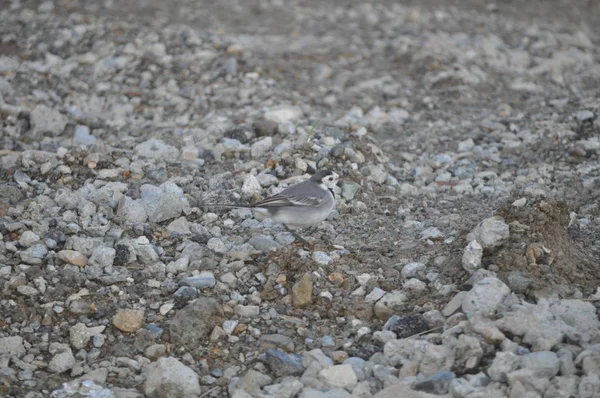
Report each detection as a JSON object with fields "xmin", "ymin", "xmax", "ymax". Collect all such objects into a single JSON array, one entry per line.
[
  {"xmin": 251, "ymin": 137, "xmax": 273, "ymax": 158},
  {"xmin": 144, "ymin": 357, "xmax": 201, "ymax": 397},
  {"xmin": 241, "ymin": 174, "xmax": 262, "ymax": 198},
  {"xmin": 466, "ymin": 217, "xmax": 509, "ymax": 253},
  {"xmin": 318, "ymin": 364, "xmax": 358, "ymax": 390},
  {"xmin": 462, "ymin": 277, "xmax": 510, "ymax": 318},
  {"xmin": 462, "ymin": 240, "xmax": 483, "ymax": 274}
]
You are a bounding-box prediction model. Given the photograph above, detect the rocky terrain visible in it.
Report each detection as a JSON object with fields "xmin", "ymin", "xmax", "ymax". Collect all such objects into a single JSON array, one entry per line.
[{"xmin": 1, "ymin": 0, "xmax": 600, "ymax": 397}]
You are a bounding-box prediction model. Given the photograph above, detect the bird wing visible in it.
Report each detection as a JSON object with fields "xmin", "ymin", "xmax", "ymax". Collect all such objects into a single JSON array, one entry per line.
[
  {"xmin": 253, "ymin": 193, "xmax": 323, "ymax": 208},
  {"xmin": 253, "ymin": 180, "xmax": 328, "ymax": 208}
]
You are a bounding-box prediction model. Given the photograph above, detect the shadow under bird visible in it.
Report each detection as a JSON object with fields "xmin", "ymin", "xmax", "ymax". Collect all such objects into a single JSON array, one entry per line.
[{"xmin": 200, "ymin": 169, "xmax": 339, "ymax": 242}]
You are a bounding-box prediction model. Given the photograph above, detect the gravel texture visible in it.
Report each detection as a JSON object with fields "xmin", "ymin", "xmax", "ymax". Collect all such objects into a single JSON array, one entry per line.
[{"xmin": 1, "ymin": 0, "xmax": 600, "ymax": 397}]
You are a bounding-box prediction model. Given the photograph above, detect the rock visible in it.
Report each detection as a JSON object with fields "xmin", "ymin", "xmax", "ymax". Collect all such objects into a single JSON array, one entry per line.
[
  {"xmin": 263, "ymin": 377, "xmax": 304, "ymax": 397},
  {"xmin": 140, "ymin": 182, "xmax": 190, "ymax": 223},
  {"xmin": 522, "ymin": 323, "xmax": 564, "ymax": 352},
  {"xmin": 341, "ymin": 181, "xmax": 361, "ymax": 200},
  {"xmin": 265, "ymin": 348, "xmax": 304, "ymax": 377},
  {"xmin": 231, "ymin": 370, "xmax": 273, "ymax": 396},
  {"xmin": 545, "ymin": 376, "xmax": 579, "ymax": 398},
  {"xmin": 487, "ymin": 352, "xmax": 521, "ymax": 383},
  {"xmin": 145, "ymin": 344, "xmax": 167, "ymax": 360},
  {"xmin": 113, "ymin": 309, "xmax": 144, "ymax": 333},
  {"xmin": 227, "ymin": 243, "xmax": 256, "ymax": 260},
  {"xmin": 30, "ymin": 104, "xmax": 68, "ymax": 136},
  {"xmin": 48, "ymin": 347, "xmax": 76, "ymax": 373},
  {"xmin": 19, "ymin": 231, "xmax": 39, "ymax": 247},
  {"xmin": 241, "ymin": 174, "xmax": 262, "ymax": 198},
  {"xmin": 166, "ymin": 217, "xmax": 191, "ymax": 236},
  {"xmin": 144, "ymin": 357, "xmax": 201, "ymax": 398},
  {"xmin": 579, "ymin": 374, "xmax": 600, "ymax": 398},
  {"xmin": 312, "ymin": 251, "xmax": 333, "ymax": 265},
  {"xmin": 70, "ymin": 323, "xmax": 91, "ymax": 350},
  {"xmin": 264, "ymin": 106, "xmax": 303, "ymax": 124},
  {"xmin": 0, "ymin": 336, "xmax": 25, "ymax": 357},
  {"xmin": 506, "ymin": 368, "xmax": 550, "ymax": 397},
  {"xmin": 235, "ymin": 305, "xmax": 260, "ymax": 318},
  {"xmin": 441, "ymin": 291, "xmax": 467, "ymax": 317},
  {"xmin": 401, "ymin": 262, "xmax": 427, "ymax": 280},
  {"xmin": 73, "ymin": 125, "xmax": 97, "ymax": 146},
  {"xmin": 135, "ymin": 138, "xmax": 180, "ymax": 162},
  {"xmin": 170, "ymin": 297, "xmax": 223, "ymax": 347},
  {"xmin": 462, "ymin": 277, "xmax": 510, "ymax": 318},
  {"xmin": 360, "ymin": 165, "xmax": 388, "ymax": 184},
  {"xmin": 506, "ymin": 270, "xmax": 533, "ymax": 294},
  {"xmin": 88, "ymin": 246, "xmax": 116, "ymax": 269},
  {"xmin": 117, "ymin": 196, "xmax": 148, "ymax": 223},
  {"xmin": 20, "ymin": 243, "xmax": 48, "ymax": 263},
  {"xmin": 319, "ymin": 364, "xmax": 358, "ymax": 390},
  {"xmin": 414, "ymin": 371, "xmax": 455, "ymax": 395},
  {"xmin": 522, "ymin": 351, "xmax": 560, "ymax": 378},
  {"xmin": 550, "ymin": 300, "xmax": 600, "ymax": 343},
  {"xmin": 248, "ymin": 236, "xmax": 281, "ymax": 252},
  {"xmin": 292, "ymin": 273, "xmax": 313, "ymax": 308},
  {"xmin": 261, "ymin": 334, "xmax": 295, "ymax": 352},
  {"xmin": 57, "ymin": 250, "xmax": 88, "ymax": 267},
  {"xmin": 420, "ymin": 227, "xmax": 444, "ymax": 241},
  {"xmin": 251, "ymin": 137, "xmax": 273, "ymax": 158},
  {"xmin": 462, "ymin": 240, "xmax": 483, "ymax": 274},
  {"xmin": 383, "ymin": 314, "xmax": 430, "ymax": 339},
  {"xmin": 180, "ymin": 271, "xmax": 216, "ymax": 289},
  {"xmin": 374, "ymin": 382, "xmax": 449, "ymax": 397},
  {"xmin": 466, "ymin": 217, "xmax": 509, "ymax": 253},
  {"xmin": 374, "ymin": 291, "xmax": 408, "ymax": 320}
]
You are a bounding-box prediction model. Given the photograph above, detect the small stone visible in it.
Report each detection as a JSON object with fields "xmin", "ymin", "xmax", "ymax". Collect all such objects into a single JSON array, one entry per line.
[
  {"xmin": 261, "ymin": 334, "xmax": 295, "ymax": 352},
  {"xmin": 145, "ymin": 344, "xmax": 167, "ymax": 360},
  {"xmin": 400, "ymin": 262, "xmax": 426, "ymax": 280},
  {"xmin": 73, "ymin": 125, "xmax": 97, "ymax": 146},
  {"xmin": 135, "ymin": 138, "xmax": 179, "ymax": 161},
  {"xmin": 235, "ymin": 305, "xmax": 260, "ymax": 318},
  {"xmin": 312, "ymin": 251, "xmax": 333, "ymax": 265},
  {"xmin": 265, "ymin": 348, "xmax": 304, "ymax": 377},
  {"xmin": 462, "ymin": 240, "xmax": 483, "ymax": 274},
  {"xmin": 88, "ymin": 246, "xmax": 116, "ymax": 269},
  {"xmin": 421, "ymin": 227, "xmax": 444, "ymax": 240},
  {"xmin": 113, "ymin": 309, "xmax": 144, "ymax": 333},
  {"xmin": 248, "ymin": 236, "xmax": 282, "ymax": 252},
  {"xmin": 58, "ymin": 250, "xmax": 88, "ymax": 267},
  {"xmin": 30, "ymin": 104, "xmax": 68, "ymax": 136},
  {"xmin": 466, "ymin": 217, "xmax": 510, "ymax": 253},
  {"xmin": 170, "ymin": 297, "xmax": 223, "ymax": 347},
  {"xmin": 19, "ymin": 231, "xmax": 40, "ymax": 247},
  {"xmin": 70, "ymin": 323, "xmax": 91, "ymax": 350},
  {"xmin": 360, "ymin": 165, "xmax": 388, "ymax": 184},
  {"xmin": 48, "ymin": 348, "xmax": 76, "ymax": 373},
  {"xmin": 241, "ymin": 174, "xmax": 262, "ymax": 198},
  {"xmin": 506, "ymin": 271, "xmax": 533, "ymax": 294},
  {"xmin": 384, "ymin": 314, "xmax": 430, "ymax": 339},
  {"xmin": 341, "ymin": 181, "xmax": 361, "ymax": 201},
  {"xmin": 319, "ymin": 364, "xmax": 358, "ymax": 390},
  {"xmin": 251, "ymin": 137, "xmax": 273, "ymax": 158},
  {"xmin": 180, "ymin": 271, "xmax": 216, "ymax": 289},
  {"xmin": 0, "ymin": 336, "xmax": 26, "ymax": 357},
  {"xmin": 166, "ymin": 217, "xmax": 191, "ymax": 236},
  {"xmin": 522, "ymin": 351, "xmax": 560, "ymax": 378},
  {"xmin": 415, "ymin": 371, "xmax": 456, "ymax": 395},
  {"xmin": 488, "ymin": 352, "xmax": 521, "ymax": 383},
  {"xmin": 292, "ymin": 273, "xmax": 313, "ymax": 308},
  {"xmin": 143, "ymin": 357, "xmax": 201, "ymax": 398},
  {"xmin": 442, "ymin": 291, "xmax": 467, "ymax": 317},
  {"xmin": 264, "ymin": 106, "xmax": 303, "ymax": 124},
  {"xmin": 207, "ymin": 238, "xmax": 227, "ymax": 253}
]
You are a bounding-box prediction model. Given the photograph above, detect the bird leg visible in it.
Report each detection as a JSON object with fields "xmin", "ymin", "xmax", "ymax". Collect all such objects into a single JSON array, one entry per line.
[{"xmin": 285, "ymin": 226, "xmax": 310, "ymax": 246}]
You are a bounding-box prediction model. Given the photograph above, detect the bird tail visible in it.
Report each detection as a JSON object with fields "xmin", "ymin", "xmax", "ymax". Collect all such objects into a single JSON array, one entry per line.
[{"xmin": 198, "ymin": 203, "xmax": 254, "ymax": 209}]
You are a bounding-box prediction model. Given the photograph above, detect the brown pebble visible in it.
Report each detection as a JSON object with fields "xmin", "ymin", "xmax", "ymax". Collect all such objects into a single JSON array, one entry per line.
[
  {"xmin": 292, "ymin": 273, "xmax": 313, "ymax": 308},
  {"xmin": 57, "ymin": 250, "xmax": 88, "ymax": 267},
  {"xmin": 112, "ymin": 309, "xmax": 144, "ymax": 333}
]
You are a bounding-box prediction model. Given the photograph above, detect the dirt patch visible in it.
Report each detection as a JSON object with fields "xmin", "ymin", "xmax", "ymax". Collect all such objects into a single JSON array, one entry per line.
[{"xmin": 492, "ymin": 196, "xmax": 600, "ymax": 295}]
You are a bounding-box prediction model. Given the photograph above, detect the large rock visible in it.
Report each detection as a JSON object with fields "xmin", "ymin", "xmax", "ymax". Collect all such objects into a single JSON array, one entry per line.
[
  {"xmin": 169, "ymin": 297, "xmax": 223, "ymax": 348},
  {"xmin": 144, "ymin": 357, "xmax": 201, "ymax": 398},
  {"xmin": 462, "ymin": 277, "xmax": 510, "ymax": 318}
]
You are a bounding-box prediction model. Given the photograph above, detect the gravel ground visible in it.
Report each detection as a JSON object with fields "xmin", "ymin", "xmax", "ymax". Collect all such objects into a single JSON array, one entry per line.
[{"xmin": 1, "ymin": 0, "xmax": 600, "ymax": 397}]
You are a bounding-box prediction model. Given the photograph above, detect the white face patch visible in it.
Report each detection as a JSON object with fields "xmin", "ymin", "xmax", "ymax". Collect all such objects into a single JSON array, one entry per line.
[{"xmin": 321, "ymin": 173, "xmax": 339, "ymax": 190}]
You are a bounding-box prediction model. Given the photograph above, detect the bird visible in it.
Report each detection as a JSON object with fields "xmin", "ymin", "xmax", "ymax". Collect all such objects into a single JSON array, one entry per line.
[{"xmin": 200, "ymin": 169, "xmax": 340, "ymax": 243}]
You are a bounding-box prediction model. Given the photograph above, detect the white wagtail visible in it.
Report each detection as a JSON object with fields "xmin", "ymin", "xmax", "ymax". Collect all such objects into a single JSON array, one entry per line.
[{"xmin": 201, "ymin": 169, "xmax": 339, "ymax": 242}]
